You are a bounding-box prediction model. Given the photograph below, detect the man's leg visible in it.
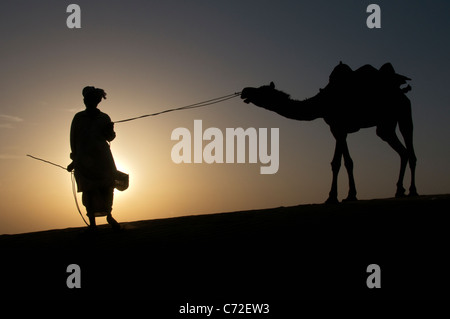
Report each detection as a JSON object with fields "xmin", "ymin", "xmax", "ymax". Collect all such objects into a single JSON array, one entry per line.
[{"xmin": 82, "ymin": 191, "xmax": 98, "ymax": 230}]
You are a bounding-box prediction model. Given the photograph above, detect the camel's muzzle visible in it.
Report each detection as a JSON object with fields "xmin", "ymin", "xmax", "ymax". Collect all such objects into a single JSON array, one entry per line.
[{"xmin": 240, "ymin": 87, "xmax": 254, "ymax": 104}]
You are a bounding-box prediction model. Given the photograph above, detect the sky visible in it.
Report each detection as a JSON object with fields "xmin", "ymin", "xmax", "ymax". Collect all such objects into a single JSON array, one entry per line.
[{"xmin": 0, "ymin": 0, "xmax": 449, "ymax": 234}]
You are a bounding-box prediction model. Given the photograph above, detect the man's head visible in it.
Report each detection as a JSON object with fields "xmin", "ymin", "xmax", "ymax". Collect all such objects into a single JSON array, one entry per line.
[{"xmin": 82, "ymin": 86, "xmax": 107, "ymax": 108}]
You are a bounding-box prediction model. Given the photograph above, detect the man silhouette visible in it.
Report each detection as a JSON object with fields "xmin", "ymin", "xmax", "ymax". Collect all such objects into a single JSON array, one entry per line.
[{"xmin": 67, "ymin": 86, "xmax": 121, "ymax": 231}]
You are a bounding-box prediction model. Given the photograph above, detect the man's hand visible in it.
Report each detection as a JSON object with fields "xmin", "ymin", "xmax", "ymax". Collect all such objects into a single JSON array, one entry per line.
[{"xmin": 67, "ymin": 161, "xmax": 75, "ymax": 172}]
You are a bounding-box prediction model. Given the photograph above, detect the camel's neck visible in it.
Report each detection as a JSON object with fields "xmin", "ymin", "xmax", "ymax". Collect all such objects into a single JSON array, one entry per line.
[{"xmin": 262, "ymin": 93, "xmax": 325, "ymax": 121}]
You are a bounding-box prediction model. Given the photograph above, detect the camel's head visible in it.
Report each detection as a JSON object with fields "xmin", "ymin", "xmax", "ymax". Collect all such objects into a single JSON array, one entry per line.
[{"xmin": 241, "ymin": 82, "xmax": 290, "ymax": 109}]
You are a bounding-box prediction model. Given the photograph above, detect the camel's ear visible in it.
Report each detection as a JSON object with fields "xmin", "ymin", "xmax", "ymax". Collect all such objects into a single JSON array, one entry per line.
[{"xmin": 269, "ymin": 81, "xmax": 275, "ymax": 89}]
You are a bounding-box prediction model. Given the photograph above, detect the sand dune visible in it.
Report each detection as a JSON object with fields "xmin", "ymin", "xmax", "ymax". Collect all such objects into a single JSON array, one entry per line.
[{"xmin": 1, "ymin": 194, "xmax": 449, "ymax": 300}]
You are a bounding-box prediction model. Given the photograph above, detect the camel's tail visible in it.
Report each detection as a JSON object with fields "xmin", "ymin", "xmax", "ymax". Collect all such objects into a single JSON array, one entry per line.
[{"xmin": 401, "ymin": 84, "xmax": 412, "ymax": 94}]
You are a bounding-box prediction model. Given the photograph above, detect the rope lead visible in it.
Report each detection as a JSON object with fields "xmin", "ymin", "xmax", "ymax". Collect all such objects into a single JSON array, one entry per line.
[
  {"xmin": 71, "ymin": 172, "xmax": 90, "ymax": 226},
  {"xmin": 27, "ymin": 155, "xmax": 89, "ymax": 226},
  {"xmin": 113, "ymin": 91, "xmax": 241, "ymax": 124}
]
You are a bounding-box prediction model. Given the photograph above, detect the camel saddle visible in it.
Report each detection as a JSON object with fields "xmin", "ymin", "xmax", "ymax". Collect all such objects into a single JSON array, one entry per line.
[{"xmin": 328, "ymin": 61, "xmax": 411, "ymax": 93}]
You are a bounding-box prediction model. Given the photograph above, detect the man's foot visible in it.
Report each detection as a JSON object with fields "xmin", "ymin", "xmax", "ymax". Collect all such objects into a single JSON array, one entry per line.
[{"xmin": 107, "ymin": 215, "xmax": 122, "ymax": 232}]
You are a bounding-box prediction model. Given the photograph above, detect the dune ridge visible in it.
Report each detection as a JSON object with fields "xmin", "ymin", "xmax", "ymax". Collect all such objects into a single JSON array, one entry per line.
[{"xmin": 1, "ymin": 194, "xmax": 449, "ymax": 300}]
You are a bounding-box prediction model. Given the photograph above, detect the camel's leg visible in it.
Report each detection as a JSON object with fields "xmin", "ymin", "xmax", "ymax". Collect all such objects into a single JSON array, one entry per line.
[
  {"xmin": 341, "ymin": 140, "xmax": 357, "ymax": 201},
  {"xmin": 326, "ymin": 135, "xmax": 344, "ymax": 203},
  {"xmin": 378, "ymin": 128, "xmax": 409, "ymax": 197},
  {"xmin": 406, "ymin": 144, "xmax": 418, "ymax": 196},
  {"xmin": 399, "ymin": 112, "xmax": 418, "ymax": 196}
]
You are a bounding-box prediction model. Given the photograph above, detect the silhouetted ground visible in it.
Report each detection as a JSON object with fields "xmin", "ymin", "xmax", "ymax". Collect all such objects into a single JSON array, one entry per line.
[{"xmin": 1, "ymin": 194, "xmax": 449, "ymax": 301}]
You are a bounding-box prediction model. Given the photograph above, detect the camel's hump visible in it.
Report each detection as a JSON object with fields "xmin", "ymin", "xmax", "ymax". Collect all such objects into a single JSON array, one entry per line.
[{"xmin": 329, "ymin": 62, "xmax": 411, "ymax": 89}]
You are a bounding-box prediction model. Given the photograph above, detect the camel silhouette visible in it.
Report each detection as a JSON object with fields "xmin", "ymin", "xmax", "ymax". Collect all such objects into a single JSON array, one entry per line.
[{"xmin": 241, "ymin": 62, "xmax": 417, "ymax": 203}]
